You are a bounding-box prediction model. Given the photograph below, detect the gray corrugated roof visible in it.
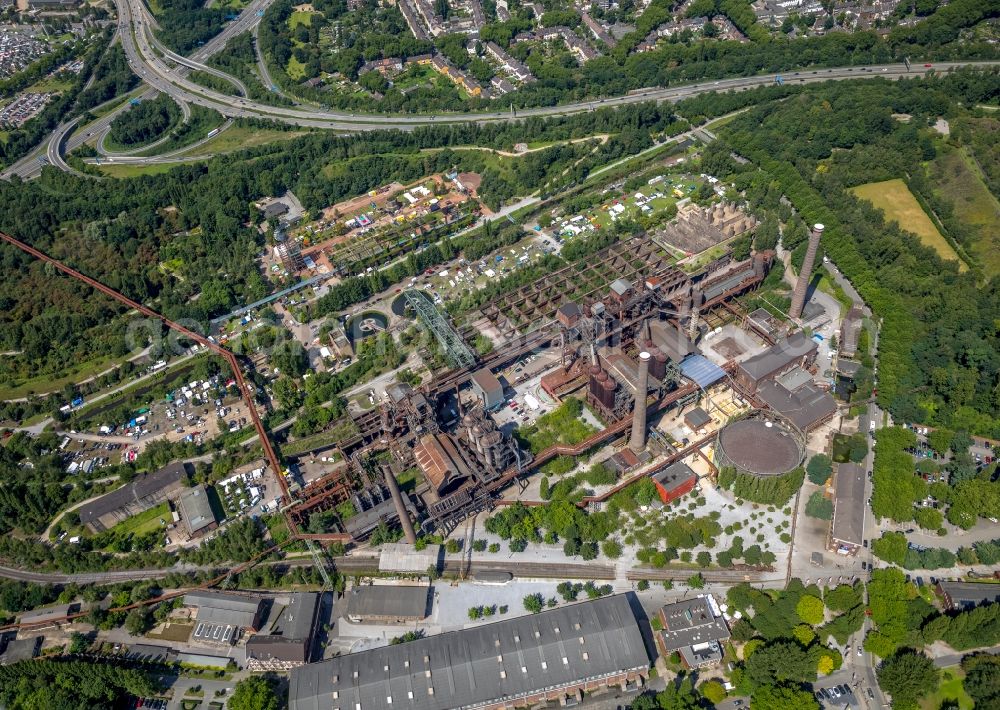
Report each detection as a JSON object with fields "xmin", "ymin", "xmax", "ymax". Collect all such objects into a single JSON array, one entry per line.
[
  {"xmin": 701, "ymin": 265, "xmax": 754, "ymax": 302},
  {"xmin": 656, "ymin": 596, "xmax": 730, "ymax": 651},
  {"xmin": 17, "ymin": 603, "xmax": 73, "ymax": 624},
  {"xmin": 610, "ymin": 278, "xmax": 632, "ymax": 296},
  {"xmin": 178, "ymin": 484, "xmax": 216, "ymax": 534},
  {"xmin": 184, "ymin": 590, "xmax": 263, "ymax": 628},
  {"xmin": 684, "ymin": 407, "xmax": 711, "ymax": 428},
  {"xmin": 0, "ymin": 637, "xmax": 41, "ymax": 665},
  {"xmin": 757, "ymin": 379, "xmax": 837, "ymax": 432},
  {"xmin": 738, "ymin": 332, "xmax": 816, "ymax": 382},
  {"xmin": 775, "ymin": 367, "xmax": 813, "ymax": 392},
  {"xmin": 289, "ymin": 594, "xmax": 649, "ymax": 710},
  {"xmin": 246, "ymin": 635, "xmax": 309, "ymax": 664},
  {"xmin": 273, "ymin": 593, "xmax": 320, "ymax": 641},
  {"xmin": 78, "ymin": 462, "xmax": 187, "ymax": 526},
  {"xmin": 831, "ymin": 463, "xmax": 865, "ymax": 547},
  {"xmin": 346, "ymin": 585, "xmax": 430, "ymax": 620},
  {"xmin": 470, "ymin": 368, "xmax": 503, "ymax": 397},
  {"xmin": 939, "ymin": 582, "xmax": 1000, "ymax": 609},
  {"xmin": 248, "ymin": 594, "xmax": 320, "ymax": 664}
]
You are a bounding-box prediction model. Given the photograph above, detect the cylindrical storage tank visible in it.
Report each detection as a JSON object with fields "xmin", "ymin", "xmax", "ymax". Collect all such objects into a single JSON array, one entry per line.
[{"xmin": 601, "ymin": 373, "xmax": 616, "ymax": 408}]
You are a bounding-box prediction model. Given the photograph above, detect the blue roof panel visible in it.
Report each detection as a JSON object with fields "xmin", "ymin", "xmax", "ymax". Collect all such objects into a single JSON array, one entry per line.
[{"xmin": 681, "ymin": 355, "xmax": 726, "ymax": 388}]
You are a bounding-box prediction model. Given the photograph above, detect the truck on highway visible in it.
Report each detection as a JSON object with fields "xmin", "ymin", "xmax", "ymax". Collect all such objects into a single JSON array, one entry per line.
[{"xmin": 206, "ymin": 128, "xmax": 220, "ymax": 139}]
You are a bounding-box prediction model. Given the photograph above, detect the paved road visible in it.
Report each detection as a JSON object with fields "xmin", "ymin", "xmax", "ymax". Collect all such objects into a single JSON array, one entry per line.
[
  {"xmin": 116, "ymin": 0, "xmax": 1000, "ymax": 131},
  {"xmin": 13, "ymin": 0, "xmax": 998, "ymax": 179},
  {"xmin": 932, "ymin": 644, "xmax": 1000, "ymax": 668},
  {"xmin": 3, "ymin": 0, "xmax": 273, "ymax": 180}
]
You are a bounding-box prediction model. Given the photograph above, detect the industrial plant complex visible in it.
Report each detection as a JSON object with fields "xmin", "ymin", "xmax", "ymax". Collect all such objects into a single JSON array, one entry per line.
[{"xmin": 272, "ymin": 222, "xmax": 844, "ymax": 550}]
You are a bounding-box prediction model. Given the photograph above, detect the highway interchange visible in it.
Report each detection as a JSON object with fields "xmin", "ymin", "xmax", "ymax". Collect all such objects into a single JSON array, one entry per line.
[
  {"xmin": 0, "ymin": 0, "xmax": 996, "ymax": 180},
  {"xmin": 0, "ymin": 9, "xmax": 996, "ymax": 703}
]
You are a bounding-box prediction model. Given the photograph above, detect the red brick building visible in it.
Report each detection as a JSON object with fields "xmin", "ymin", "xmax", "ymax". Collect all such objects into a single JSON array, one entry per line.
[{"xmin": 651, "ymin": 461, "xmax": 698, "ymax": 504}]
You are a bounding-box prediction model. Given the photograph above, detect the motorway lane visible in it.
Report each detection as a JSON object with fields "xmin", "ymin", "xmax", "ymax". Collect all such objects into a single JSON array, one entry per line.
[
  {"xmin": 117, "ymin": 0, "xmax": 1000, "ymax": 128},
  {"xmin": 2, "ymin": 0, "xmax": 273, "ymax": 180},
  {"xmin": 9, "ymin": 0, "xmax": 1000, "ymax": 180}
]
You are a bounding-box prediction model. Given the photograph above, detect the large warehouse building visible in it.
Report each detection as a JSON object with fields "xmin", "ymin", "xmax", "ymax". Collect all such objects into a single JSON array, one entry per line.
[
  {"xmin": 78, "ymin": 462, "xmax": 189, "ymax": 532},
  {"xmin": 289, "ymin": 594, "xmax": 650, "ymax": 710},
  {"xmin": 246, "ymin": 593, "xmax": 322, "ymax": 671}
]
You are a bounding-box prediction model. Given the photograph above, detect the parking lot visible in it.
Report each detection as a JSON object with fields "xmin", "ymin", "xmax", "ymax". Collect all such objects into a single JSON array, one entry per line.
[
  {"xmin": 814, "ymin": 681, "xmax": 865, "ymax": 708},
  {"xmin": 217, "ymin": 462, "xmax": 285, "ymax": 519}
]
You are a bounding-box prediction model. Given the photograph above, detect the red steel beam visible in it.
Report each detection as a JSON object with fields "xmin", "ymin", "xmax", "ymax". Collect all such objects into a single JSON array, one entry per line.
[{"xmin": 0, "ymin": 232, "xmax": 294, "ymax": 530}]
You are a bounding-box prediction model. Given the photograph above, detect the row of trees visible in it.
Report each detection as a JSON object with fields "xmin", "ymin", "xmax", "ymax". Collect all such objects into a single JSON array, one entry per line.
[
  {"xmin": 257, "ymin": 0, "xmax": 996, "ymax": 112},
  {"xmin": 718, "ymin": 466, "xmax": 805, "ymax": 505}
]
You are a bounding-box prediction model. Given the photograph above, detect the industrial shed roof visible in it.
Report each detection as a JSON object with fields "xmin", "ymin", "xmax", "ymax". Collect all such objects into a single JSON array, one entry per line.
[
  {"xmin": 78, "ymin": 461, "xmax": 187, "ymax": 527},
  {"xmin": 470, "ymin": 368, "xmax": 503, "ymax": 397},
  {"xmin": 0, "ymin": 637, "xmax": 41, "ymax": 665},
  {"xmin": 17, "ymin": 603, "xmax": 74, "ymax": 626},
  {"xmin": 247, "ymin": 593, "xmax": 320, "ymax": 664},
  {"xmin": 346, "ymin": 585, "xmax": 430, "ymax": 620},
  {"xmin": 184, "ymin": 590, "xmax": 263, "ymax": 629},
  {"xmin": 738, "ymin": 332, "xmax": 816, "ymax": 383},
  {"xmin": 938, "ymin": 582, "xmax": 1000, "ymax": 610},
  {"xmin": 178, "ymin": 484, "xmax": 216, "ymax": 535},
  {"xmin": 830, "ymin": 463, "xmax": 866, "ymax": 548},
  {"xmin": 680, "ymin": 355, "xmax": 726, "ymax": 388},
  {"xmin": 757, "ymin": 379, "xmax": 837, "ymax": 432},
  {"xmin": 656, "ymin": 596, "xmax": 730, "ymax": 652},
  {"xmin": 289, "ymin": 594, "xmax": 649, "ymax": 710}
]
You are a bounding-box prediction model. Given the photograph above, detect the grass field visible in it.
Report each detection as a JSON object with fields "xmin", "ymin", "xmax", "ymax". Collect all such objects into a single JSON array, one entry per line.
[
  {"xmin": 96, "ymin": 162, "xmax": 184, "ymax": 178},
  {"xmin": 287, "ymin": 55, "xmax": 307, "ymax": 81},
  {"xmin": 851, "ymin": 179, "xmax": 967, "ymax": 271},
  {"xmin": 27, "ymin": 75, "xmax": 74, "ymax": 93},
  {"xmin": 920, "ymin": 667, "xmax": 973, "ymax": 710},
  {"xmin": 930, "ymin": 146, "xmax": 1000, "ymax": 278},
  {"xmin": 178, "ymin": 126, "xmax": 305, "ymax": 156},
  {"xmin": 104, "ymin": 502, "xmax": 171, "ymax": 543},
  {"xmin": 289, "ymin": 10, "xmax": 314, "ymax": 28},
  {"xmin": 147, "ymin": 622, "xmax": 194, "ymax": 643}
]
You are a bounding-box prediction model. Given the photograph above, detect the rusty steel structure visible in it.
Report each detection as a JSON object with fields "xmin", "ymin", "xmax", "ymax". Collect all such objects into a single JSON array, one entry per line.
[{"xmin": 0, "ymin": 232, "xmax": 296, "ymax": 532}]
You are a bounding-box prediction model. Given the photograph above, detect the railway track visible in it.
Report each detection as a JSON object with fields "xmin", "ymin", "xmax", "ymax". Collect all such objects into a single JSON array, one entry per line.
[
  {"xmin": 329, "ymin": 556, "xmax": 617, "ymax": 580},
  {"xmin": 625, "ymin": 567, "xmax": 777, "ymax": 582}
]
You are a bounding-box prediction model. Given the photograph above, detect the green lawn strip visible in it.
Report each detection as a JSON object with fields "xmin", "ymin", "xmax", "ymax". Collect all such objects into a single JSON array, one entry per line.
[{"xmin": 0, "ymin": 348, "xmax": 146, "ymax": 400}]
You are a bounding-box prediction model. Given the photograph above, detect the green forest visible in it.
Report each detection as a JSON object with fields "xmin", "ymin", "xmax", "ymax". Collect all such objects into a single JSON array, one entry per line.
[
  {"xmin": 252, "ymin": 0, "xmax": 1000, "ymax": 112},
  {"xmin": 107, "ymin": 94, "xmax": 180, "ymax": 148},
  {"xmin": 0, "ymin": 659, "xmax": 158, "ymax": 708},
  {"xmin": 705, "ymin": 69, "xmax": 1000, "ymax": 439}
]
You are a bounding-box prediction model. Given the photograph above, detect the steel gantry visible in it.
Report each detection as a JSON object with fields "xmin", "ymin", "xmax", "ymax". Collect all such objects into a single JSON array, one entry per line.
[{"xmin": 403, "ymin": 288, "xmax": 477, "ymax": 369}]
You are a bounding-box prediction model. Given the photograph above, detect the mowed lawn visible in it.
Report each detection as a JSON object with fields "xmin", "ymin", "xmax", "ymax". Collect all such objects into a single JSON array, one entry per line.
[
  {"xmin": 920, "ymin": 666, "xmax": 973, "ymax": 710},
  {"xmin": 851, "ymin": 179, "xmax": 967, "ymax": 271},
  {"xmin": 930, "ymin": 147, "xmax": 1000, "ymax": 278}
]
